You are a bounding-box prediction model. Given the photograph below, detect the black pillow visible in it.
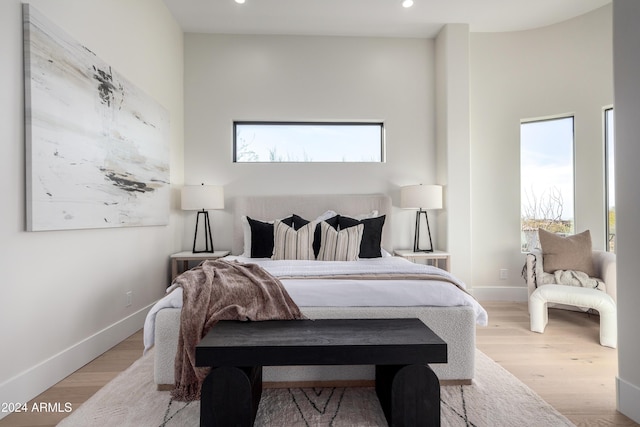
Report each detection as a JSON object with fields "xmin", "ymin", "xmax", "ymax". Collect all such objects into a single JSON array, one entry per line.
[
  {"xmin": 247, "ymin": 215, "xmax": 294, "ymax": 258},
  {"xmin": 313, "ymin": 215, "xmax": 340, "ymax": 257},
  {"xmin": 338, "ymin": 215, "xmax": 385, "ymax": 258},
  {"xmin": 291, "ymin": 214, "xmax": 310, "ymax": 230}
]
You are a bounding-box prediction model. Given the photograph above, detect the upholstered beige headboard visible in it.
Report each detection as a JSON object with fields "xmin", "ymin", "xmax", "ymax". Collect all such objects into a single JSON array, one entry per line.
[{"xmin": 232, "ymin": 194, "xmax": 392, "ymax": 255}]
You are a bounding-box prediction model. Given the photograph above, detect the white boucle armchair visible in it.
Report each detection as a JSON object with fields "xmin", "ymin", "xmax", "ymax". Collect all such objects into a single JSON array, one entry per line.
[
  {"xmin": 524, "ymin": 249, "xmax": 617, "ymax": 348},
  {"xmin": 525, "ymin": 249, "xmax": 617, "ymax": 301}
]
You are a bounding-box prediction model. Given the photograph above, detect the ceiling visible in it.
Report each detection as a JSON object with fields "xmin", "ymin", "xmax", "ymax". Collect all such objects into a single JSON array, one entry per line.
[{"xmin": 162, "ymin": 0, "xmax": 611, "ymax": 38}]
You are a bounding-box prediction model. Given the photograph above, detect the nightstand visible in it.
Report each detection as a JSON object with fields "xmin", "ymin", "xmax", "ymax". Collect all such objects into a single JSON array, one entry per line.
[
  {"xmin": 394, "ymin": 249, "xmax": 451, "ymax": 272},
  {"xmin": 170, "ymin": 250, "xmax": 230, "ymax": 279}
]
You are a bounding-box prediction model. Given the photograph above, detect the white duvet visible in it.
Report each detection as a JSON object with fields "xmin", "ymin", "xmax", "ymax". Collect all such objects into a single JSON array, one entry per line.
[{"xmin": 143, "ymin": 256, "xmax": 488, "ymax": 352}]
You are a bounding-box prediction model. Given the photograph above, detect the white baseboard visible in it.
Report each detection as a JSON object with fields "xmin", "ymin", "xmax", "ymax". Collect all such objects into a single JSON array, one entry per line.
[
  {"xmin": 0, "ymin": 303, "xmax": 153, "ymax": 421},
  {"xmin": 470, "ymin": 286, "xmax": 529, "ymax": 302},
  {"xmin": 617, "ymin": 376, "xmax": 640, "ymax": 423}
]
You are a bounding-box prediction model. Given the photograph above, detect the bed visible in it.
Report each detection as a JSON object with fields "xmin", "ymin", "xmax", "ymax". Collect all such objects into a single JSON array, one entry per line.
[{"xmin": 146, "ymin": 194, "xmax": 487, "ymax": 388}]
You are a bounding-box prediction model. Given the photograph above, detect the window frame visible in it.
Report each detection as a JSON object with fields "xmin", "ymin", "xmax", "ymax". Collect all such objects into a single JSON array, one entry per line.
[
  {"xmin": 520, "ymin": 114, "xmax": 576, "ymax": 252},
  {"xmin": 604, "ymin": 107, "xmax": 615, "ymax": 252},
  {"xmin": 232, "ymin": 121, "xmax": 386, "ymax": 163}
]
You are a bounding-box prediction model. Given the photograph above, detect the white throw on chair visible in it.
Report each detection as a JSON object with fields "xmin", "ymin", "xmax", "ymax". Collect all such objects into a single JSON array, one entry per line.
[{"xmin": 524, "ymin": 248, "xmax": 617, "ymax": 348}]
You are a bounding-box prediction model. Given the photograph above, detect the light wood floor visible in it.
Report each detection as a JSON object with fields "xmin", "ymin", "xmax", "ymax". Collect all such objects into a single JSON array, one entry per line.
[
  {"xmin": 1, "ymin": 302, "xmax": 637, "ymax": 426},
  {"xmin": 477, "ymin": 302, "xmax": 637, "ymax": 427},
  {"xmin": 0, "ymin": 331, "xmax": 143, "ymax": 427}
]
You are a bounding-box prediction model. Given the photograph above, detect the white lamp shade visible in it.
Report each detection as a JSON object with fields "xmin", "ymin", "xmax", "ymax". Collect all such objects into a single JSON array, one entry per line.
[
  {"xmin": 400, "ymin": 184, "xmax": 442, "ymax": 209},
  {"xmin": 181, "ymin": 185, "xmax": 224, "ymax": 211}
]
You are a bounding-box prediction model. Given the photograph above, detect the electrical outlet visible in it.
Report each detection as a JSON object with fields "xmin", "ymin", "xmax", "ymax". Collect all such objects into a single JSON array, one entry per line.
[
  {"xmin": 126, "ymin": 291, "xmax": 132, "ymax": 307},
  {"xmin": 499, "ymin": 269, "xmax": 508, "ymax": 280}
]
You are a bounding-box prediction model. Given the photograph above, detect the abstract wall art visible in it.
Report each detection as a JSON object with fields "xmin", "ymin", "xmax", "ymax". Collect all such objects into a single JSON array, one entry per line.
[{"xmin": 23, "ymin": 4, "xmax": 170, "ymax": 231}]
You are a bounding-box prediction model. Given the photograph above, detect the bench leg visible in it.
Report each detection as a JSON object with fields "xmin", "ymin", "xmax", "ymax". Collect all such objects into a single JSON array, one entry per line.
[
  {"xmin": 376, "ymin": 364, "xmax": 440, "ymax": 427},
  {"xmin": 200, "ymin": 366, "xmax": 262, "ymax": 427}
]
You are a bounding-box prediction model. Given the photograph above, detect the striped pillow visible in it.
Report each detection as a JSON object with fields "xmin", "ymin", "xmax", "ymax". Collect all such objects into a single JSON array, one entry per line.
[
  {"xmin": 317, "ymin": 220, "xmax": 364, "ymax": 261},
  {"xmin": 272, "ymin": 219, "xmax": 317, "ymax": 260}
]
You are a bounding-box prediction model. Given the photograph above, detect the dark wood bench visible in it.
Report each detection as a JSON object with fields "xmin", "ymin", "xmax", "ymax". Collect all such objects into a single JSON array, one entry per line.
[{"xmin": 196, "ymin": 318, "xmax": 447, "ymax": 426}]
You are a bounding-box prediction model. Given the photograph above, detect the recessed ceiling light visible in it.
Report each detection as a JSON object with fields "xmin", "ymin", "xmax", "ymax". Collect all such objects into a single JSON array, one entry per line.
[
  {"xmin": 402, "ymin": 0, "xmax": 414, "ymax": 7},
  {"xmin": 235, "ymin": 0, "xmax": 245, "ymax": 4}
]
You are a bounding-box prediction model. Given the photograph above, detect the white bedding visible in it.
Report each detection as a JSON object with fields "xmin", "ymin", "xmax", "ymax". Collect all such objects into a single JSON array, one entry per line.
[{"xmin": 143, "ymin": 256, "xmax": 487, "ymax": 352}]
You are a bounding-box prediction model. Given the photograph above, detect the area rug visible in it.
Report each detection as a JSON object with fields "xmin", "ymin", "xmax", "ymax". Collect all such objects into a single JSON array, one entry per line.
[{"xmin": 58, "ymin": 350, "xmax": 573, "ymax": 426}]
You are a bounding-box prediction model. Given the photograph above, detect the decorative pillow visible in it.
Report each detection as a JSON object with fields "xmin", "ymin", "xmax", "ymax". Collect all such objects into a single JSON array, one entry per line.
[
  {"xmin": 245, "ymin": 215, "xmax": 294, "ymax": 258},
  {"xmin": 288, "ymin": 212, "xmax": 340, "ymax": 257},
  {"xmin": 272, "ymin": 219, "xmax": 317, "ymax": 260},
  {"xmin": 538, "ymin": 229, "xmax": 596, "ymax": 277},
  {"xmin": 241, "ymin": 216, "xmax": 253, "ymax": 256},
  {"xmin": 317, "ymin": 221, "xmax": 364, "ymax": 261},
  {"xmin": 316, "ymin": 210, "xmax": 338, "ymax": 222},
  {"xmin": 338, "ymin": 215, "xmax": 386, "ymax": 258},
  {"xmin": 291, "ymin": 214, "xmax": 310, "ymax": 228},
  {"xmin": 352, "ymin": 210, "xmax": 379, "ymax": 220},
  {"xmin": 313, "ymin": 215, "xmax": 339, "ymax": 257}
]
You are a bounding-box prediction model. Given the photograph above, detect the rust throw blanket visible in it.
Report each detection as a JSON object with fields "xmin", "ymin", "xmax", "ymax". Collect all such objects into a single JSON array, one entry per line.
[{"xmin": 170, "ymin": 259, "xmax": 305, "ymax": 401}]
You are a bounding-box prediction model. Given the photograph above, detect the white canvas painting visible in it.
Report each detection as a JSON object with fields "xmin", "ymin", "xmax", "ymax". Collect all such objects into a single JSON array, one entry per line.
[{"xmin": 23, "ymin": 5, "xmax": 170, "ymax": 231}]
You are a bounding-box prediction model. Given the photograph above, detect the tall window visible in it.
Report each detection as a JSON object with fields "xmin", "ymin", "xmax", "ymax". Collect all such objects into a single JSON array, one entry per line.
[
  {"xmin": 605, "ymin": 108, "xmax": 616, "ymax": 252},
  {"xmin": 521, "ymin": 116, "xmax": 575, "ymax": 251},
  {"xmin": 233, "ymin": 121, "xmax": 384, "ymax": 163}
]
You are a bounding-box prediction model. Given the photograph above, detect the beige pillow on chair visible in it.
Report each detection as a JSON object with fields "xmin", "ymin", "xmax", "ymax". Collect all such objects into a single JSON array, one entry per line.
[{"xmin": 538, "ymin": 229, "xmax": 596, "ymax": 277}]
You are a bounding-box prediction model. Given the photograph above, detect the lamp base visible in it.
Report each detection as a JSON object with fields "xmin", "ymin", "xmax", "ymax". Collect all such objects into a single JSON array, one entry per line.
[
  {"xmin": 413, "ymin": 209, "xmax": 434, "ymax": 253},
  {"xmin": 192, "ymin": 210, "xmax": 215, "ymax": 253}
]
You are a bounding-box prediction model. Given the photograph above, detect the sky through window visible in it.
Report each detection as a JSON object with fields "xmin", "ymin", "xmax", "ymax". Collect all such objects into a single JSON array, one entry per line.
[{"xmin": 234, "ymin": 122, "xmax": 384, "ymax": 163}]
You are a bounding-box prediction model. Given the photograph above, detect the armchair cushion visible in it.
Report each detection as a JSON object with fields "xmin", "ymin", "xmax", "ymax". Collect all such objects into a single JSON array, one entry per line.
[{"xmin": 538, "ymin": 229, "xmax": 596, "ymax": 277}]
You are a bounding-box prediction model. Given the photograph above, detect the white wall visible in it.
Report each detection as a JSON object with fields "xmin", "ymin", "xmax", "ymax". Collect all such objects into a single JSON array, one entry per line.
[
  {"xmin": 183, "ymin": 34, "xmax": 436, "ymax": 253},
  {"xmin": 435, "ymin": 24, "xmax": 472, "ymax": 285},
  {"xmin": 469, "ymin": 5, "xmax": 613, "ymax": 295},
  {"xmin": 0, "ymin": 0, "xmax": 184, "ymax": 412},
  {"xmin": 612, "ymin": 1, "xmax": 640, "ymax": 422},
  {"xmin": 184, "ymin": 8, "xmax": 614, "ymax": 292}
]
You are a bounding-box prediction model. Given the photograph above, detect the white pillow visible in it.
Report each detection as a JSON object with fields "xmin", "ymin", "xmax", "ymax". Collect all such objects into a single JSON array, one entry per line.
[
  {"xmin": 241, "ymin": 215, "xmax": 251, "ymax": 257},
  {"xmin": 272, "ymin": 220, "xmax": 317, "ymax": 260},
  {"xmin": 353, "ymin": 210, "xmax": 378, "ymax": 220},
  {"xmin": 317, "ymin": 221, "xmax": 363, "ymax": 261},
  {"xmin": 315, "ymin": 210, "xmax": 338, "ymax": 222}
]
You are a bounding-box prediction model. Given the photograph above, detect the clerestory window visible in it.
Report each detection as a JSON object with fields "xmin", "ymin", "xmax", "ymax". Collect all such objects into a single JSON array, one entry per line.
[{"xmin": 233, "ymin": 121, "xmax": 385, "ymax": 163}]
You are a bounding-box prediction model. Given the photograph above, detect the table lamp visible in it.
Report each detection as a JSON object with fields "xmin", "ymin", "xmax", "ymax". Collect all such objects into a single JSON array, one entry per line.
[
  {"xmin": 181, "ymin": 184, "xmax": 224, "ymax": 253},
  {"xmin": 400, "ymin": 184, "xmax": 443, "ymax": 252}
]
